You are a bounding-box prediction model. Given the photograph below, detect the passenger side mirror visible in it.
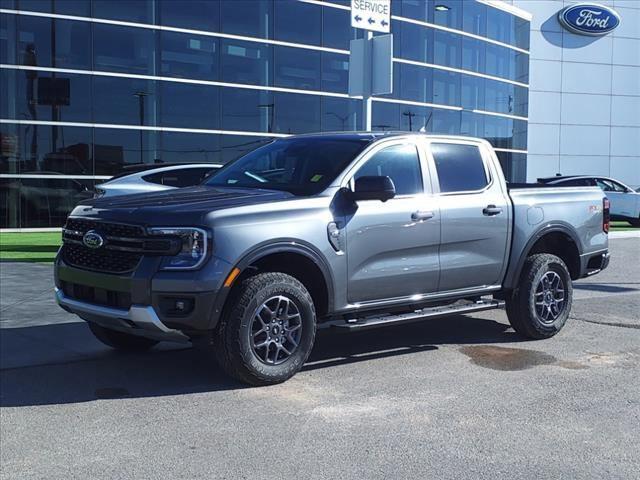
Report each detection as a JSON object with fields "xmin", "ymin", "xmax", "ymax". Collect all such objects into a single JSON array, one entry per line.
[{"xmin": 351, "ymin": 176, "xmax": 396, "ymax": 202}]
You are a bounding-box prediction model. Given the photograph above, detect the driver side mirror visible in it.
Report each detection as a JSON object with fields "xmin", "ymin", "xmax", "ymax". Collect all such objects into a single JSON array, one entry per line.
[{"xmin": 351, "ymin": 176, "xmax": 396, "ymax": 202}]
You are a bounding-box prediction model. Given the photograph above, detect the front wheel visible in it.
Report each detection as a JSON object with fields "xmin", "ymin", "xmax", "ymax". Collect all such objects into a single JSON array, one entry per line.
[
  {"xmin": 214, "ymin": 272, "xmax": 317, "ymax": 386},
  {"xmin": 506, "ymin": 253, "xmax": 573, "ymax": 339}
]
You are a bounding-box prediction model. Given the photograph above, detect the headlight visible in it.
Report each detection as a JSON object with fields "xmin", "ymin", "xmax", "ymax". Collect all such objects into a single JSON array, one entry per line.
[
  {"xmin": 148, "ymin": 227, "xmax": 209, "ymax": 270},
  {"xmin": 93, "ymin": 188, "xmax": 105, "ymax": 198}
]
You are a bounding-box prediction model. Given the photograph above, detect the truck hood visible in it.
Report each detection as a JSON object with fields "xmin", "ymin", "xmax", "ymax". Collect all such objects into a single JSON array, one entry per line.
[{"xmin": 70, "ymin": 186, "xmax": 295, "ymax": 225}]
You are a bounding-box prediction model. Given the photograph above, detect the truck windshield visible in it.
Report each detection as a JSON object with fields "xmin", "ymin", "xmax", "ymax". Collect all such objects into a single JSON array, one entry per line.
[{"xmin": 205, "ymin": 137, "xmax": 371, "ymax": 195}]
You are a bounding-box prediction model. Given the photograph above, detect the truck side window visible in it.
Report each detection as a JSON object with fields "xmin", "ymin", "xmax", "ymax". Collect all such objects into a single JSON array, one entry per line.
[
  {"xmin": 355, "ymin": 144, "xmax": 423, "ymax": 195},
  {"xmin": 431, "ymin": 143, "xmax": 488, "ymax": 193}
]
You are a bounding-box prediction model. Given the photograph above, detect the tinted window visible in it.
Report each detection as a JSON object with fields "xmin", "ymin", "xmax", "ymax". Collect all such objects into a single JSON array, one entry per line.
[
  {"xmin": 158, "ymin": 0, "xmax": 219, "ymax": 31},
  {"xmin": 221, "ymin": 0, "xmax": 272, "ymax": 38},
  {"xmin": 93, "ymin": 0, "xmax": 154, "ymax": 24},
  {"xmin": 206, "ymin": 137, "xmax": 369, "ymax": 195},
  {"xmin": 355, "ymin": 144, "xmax": 423, "ymax": 196},
  {"xmin": 220, "ymin": 40, "xmax": 271, "ymax": 86},
  {"xmin": 159, "ymin": 31, "xmax": 218, "ymax": 80},
  {"xmin": 143, "ymin": 167, "xmax": 216, "ymax": 187},
  {"xmin": 431, "ymin": 143, "xmax": 488, "ymax": 193},
  {"xmin": 159, "ymin": 82, "xmax": 219, "ymax": 129},
  {"xmin": 274, "ymin": 0, "xmax": 321, "ymax": 45},
  {"xmin": 558, "ymin": 178, "xmax": 593, "ymax": 187},
  {"xmin": 94, "ymin": 24, "xmax": 155, "ymax": 74},
  {"xmin": 93, "ymin": 76, "xmax": 157, "ymax": 126},
  {"xmin": 274, "ymin": 46, "xmax": 320, "ymax": 90}
]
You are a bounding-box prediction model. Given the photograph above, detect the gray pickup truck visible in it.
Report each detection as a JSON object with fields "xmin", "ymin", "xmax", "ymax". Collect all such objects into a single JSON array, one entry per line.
[{"xmin": 55, "ymin": 133, "xmax": 610, "ymax": 385}]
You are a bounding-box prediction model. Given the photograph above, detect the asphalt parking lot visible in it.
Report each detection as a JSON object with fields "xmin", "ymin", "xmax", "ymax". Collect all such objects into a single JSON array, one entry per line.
[{"xmin": 1, "ymin": 237, "xmax": 639, "ymax": 479}]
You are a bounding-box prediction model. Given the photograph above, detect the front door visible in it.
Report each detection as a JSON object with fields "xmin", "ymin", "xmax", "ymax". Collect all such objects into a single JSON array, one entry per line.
[
  {"xmin": 596, "ymin": 178, "xmax": 636, "ymax": 219},
  {"xmin": 345, "ymin": 141, "xmax": 441, "ymax": 304},
  {"xmin": 427, "ymin": 141, "xmax": 510, "ymax": 292}
]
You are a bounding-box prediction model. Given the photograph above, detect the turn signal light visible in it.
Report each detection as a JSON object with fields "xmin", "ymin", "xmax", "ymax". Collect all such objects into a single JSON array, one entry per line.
[{"xmin": 603, "ymin": 197, "xmax": 610, "ymax": 233}]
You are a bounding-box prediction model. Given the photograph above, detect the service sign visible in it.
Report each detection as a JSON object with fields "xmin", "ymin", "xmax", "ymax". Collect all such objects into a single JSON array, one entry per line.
[
  {"xmin": 558, "ymin": 3, "xmax": 620, "ymax": 36},
  {"xmin": 351, "ymin": 0, "xmax": 391, "ymax": 33}
]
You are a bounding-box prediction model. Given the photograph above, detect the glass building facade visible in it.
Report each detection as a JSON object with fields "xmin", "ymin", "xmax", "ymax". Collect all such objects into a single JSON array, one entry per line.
[{"xmin": 0, "ymin": 0, "xmax": 530, "ymax": 228}]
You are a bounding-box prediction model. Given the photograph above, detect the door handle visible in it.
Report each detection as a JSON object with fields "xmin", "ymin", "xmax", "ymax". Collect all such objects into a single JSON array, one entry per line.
[
  {"xmin": 411, "ymin": 210, "xmax": 434, "ymax": 221},
  {"xmin": 483, "ymin": 205, "xmax": 503, "ymax": 216}
]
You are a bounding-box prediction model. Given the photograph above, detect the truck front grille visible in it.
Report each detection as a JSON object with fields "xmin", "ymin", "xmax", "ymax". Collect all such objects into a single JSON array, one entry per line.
[
  {"xmin": 62, "ymin": 243, "xmax": 142, "ymax": 274},
  {"xmin": 61, "ymin": 281, "xmax": 132, "ymax": 309},
  {"xmin": 61, "ymin": 218, "xmax": 177, "ymax": 274}
]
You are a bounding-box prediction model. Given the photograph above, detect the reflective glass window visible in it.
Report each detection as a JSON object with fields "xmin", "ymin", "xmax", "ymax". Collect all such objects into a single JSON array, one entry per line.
[
  {"xmin": 496, "ymin": 151, "xmax": 526, "ymax": 182},
  {"xmin": 159, "ymin": 82, "xmax": 219, "ymax": 129},
  {"xmin": 94, "ymin": 24, "xmax": 155, "ymax": 74},
  {"xmin": 321, "ymin": 97, "xmax": 361, "ymax": 132},
  {"xmin": 221, "ymin": 88, "xmax": 273, "ymax": 133},
  {"xmin": 323, "ymin": 6, "xmax": 358, "ymax": 50},
  {"xmin": 400, "ymin": 106, "xmax": 432, "ymax": 133},
  {"xmin": 462, "ymin": 1, "xmax": 486, "ymax": 36},
  {"xmin": 11, "ymin": 71, "xmax": 92, "ymax": 123},
  {"xmin": 432, "ymin": 0, "xmax": 462, "ymax": 30},
  {"xmin": 321, "ymin": 52, "xmax": 349, "ymax": 93},
  {"xmin": 460, "ymin": 111, "xmax": 484, "ymax": 138},
  {"xmin": 93, "ymin": 0, "xmax": 154, "ymax": 24},
  {"xmin": 432, "ymin": 143, "xmax": 488, "ymax": 193},
  {"xmin": 372, "ymin": 101, "xmax": 400, "ymax": 131},
  {"xmin": 274, "ymin": 0, "xmax": 321, "ymax": 46},
  {"xmin": 355, "ymin": 144, "xmax": 423, "ymax": 196},
  {"xmin": 486, "ymin": 44, "xmax": 515, "ymax": 80},
  {"xmin": 160, "ymin": 31, "xmax": 218, "ymax": 80},
  {"xmin": 158, "ymin": 0, "xmax": 219, "ymax": 31},
  {"xmin": 274, "ymin": 46, "xmax": 320, "ymax": 91},
  {"xmin": 461, "ymin": 75, "xmax": 484, "ymax": 110},
  {"xmin": 17, "ymin": 16, "xmax": 90, "ymax": 70},
  {"xmin": 485, "ymin": 79, "xmax": 519, "ymax": 115},
  {"xmin": 220, "ymin": 0, "xmax": 272, "ymax": 38},
  {"xmin": 9, "ymin": 176, "xmax": 94, "ymax": 228},
  {"xmin": 93, "ymin": 76, "xmax": 157, "ymax": 126},
  {"xmin": 273, "ymin": 92, "xmax": 320, "ymax": 134},
  {"xmin": 434, "ymin": 31, "xmax": 461, "ymax": 69},
  {"xmin": 1, "ymin": 13, "xmax": 15, "ymax": 65},
  {"xmin": 221, "ymin": 39, "xmax": 271, "ymax": 86},
  {"xmin": 513, "ymin": 119, "xmax": 527, "ymax": 150},
  {"xmin": 487, "ymin": 5, "xmax": 514, "ymax": 46},
  {"xmin": 219, "ymin": 135, "xmax": 270, "ymax": 164},
  {"xmin": 461, "ymin": 37, "xmax": 484, "ymax": 73},
  {"xmin": 0, "ymin": 123, "xmax": 19, "ymax": 174},
  {"xmin": 398, "ymin": 21, "xmax": 432, "ymax": 63},
  {"xmin": 399, "ymin": 63, "xmax": 432, "ymax": 103},
  {"xmin": 483, "ymin": 115, "xmax": 512, "ymax": 149},
  {"xmin": 398, "ymin": 0, "xmax": 432, "ymax": 22},
  {"xmin": 433, "ymin": 70, "xmax": 460, "ymax": 106},
  {"xmin": 515, "ymin": 18, "xmax": 530, "ymax": 50},
  {"xmin": 431, "ymin": 109, "xmax": 460, "ymax": 135},
  {"xmin": 94, "ymin": 128, "xmax": 158, "ymax": 175},
  {"xmin": 159, "ymin": 131, "xmax": 220, "ymax": 164},
  {"xmin": 15, "ymin": 0, "xmax": 90, "ymax": 15},
  {"xmin": 16, "ymin": 124, "xmax": 93, "ymax": 174},
  {"xmin": 15, "ymin": 0, "xmax": 50, "ymax": 11}
]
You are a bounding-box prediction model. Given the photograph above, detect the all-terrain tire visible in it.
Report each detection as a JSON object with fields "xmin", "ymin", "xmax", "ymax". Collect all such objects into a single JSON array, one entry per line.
[
  {"xmin": 88, "ymin": 322, "xmax": 159, "ymax": 351},
  {"xmin": 506, "ymin": 253, "xmax": 573, "ymax": 339},
  {"xmin": 214, "ymin": 272, "xmax": 316, "ymax": 386}
]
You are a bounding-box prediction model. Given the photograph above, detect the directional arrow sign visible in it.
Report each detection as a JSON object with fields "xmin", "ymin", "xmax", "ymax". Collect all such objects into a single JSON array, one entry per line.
[{"xmin": 351, "ymin": 0, "xmax": 391, "ymax": 33}]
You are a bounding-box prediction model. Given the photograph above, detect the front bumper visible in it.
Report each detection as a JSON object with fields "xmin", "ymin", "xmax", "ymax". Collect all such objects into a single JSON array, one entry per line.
[
  {"xmin": 54, "ymin": 252, "xmax": 234, "ymax": 339},
  {"xmin": 56, "ymin": 288, "xmax": 190, "ymax": 343}
]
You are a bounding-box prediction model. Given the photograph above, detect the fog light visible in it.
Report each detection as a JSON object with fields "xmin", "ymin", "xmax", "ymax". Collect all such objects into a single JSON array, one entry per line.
[{"xmin": 159, "ymin": 296, "xmax": 194, "ymax": 316}]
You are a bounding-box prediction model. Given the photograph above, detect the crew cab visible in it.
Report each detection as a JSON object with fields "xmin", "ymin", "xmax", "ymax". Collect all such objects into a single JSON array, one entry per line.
[{"xmin": 55, "ymin": 133, "xmax": 610, "ymax": 385}]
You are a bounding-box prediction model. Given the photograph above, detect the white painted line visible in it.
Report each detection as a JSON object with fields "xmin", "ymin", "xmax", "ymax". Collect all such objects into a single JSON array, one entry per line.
[{"xmin": 608, "ymin": 231, "xmax": 640, "ymax": 239}]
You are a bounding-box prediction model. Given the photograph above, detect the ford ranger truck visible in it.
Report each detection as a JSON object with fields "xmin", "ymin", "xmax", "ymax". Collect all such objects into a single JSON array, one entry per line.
[{"xmin": 55, "ymin": 133, "xmax": 610, "ymax": 385}]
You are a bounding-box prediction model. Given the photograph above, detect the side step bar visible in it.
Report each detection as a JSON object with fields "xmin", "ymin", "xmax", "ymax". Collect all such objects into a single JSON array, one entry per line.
[{"xmin": 329, "ymin": 299, "xmax": 505, "ymax": 331}]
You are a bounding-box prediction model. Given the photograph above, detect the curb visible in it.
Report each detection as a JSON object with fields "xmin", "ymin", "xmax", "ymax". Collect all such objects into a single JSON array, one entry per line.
[{"xmin": 609, "ymin": 230, "xmax": 640, "ymax": 239}]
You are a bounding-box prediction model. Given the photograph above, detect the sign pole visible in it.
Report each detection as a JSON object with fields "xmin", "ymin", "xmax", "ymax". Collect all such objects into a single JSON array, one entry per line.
[{"xmin": 363, "ymin": 31, "xmax": 373, "ymax": 131}]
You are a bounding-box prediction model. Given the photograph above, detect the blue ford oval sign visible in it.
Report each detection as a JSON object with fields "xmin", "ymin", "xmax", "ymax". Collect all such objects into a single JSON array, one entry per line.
[
  {"xmin": 83, "ymin": 230, "xmax": 104, "ymax": 249},
  {"xmin": 558, "ymin": 3, "xmax": 620, "ymax": 36}
]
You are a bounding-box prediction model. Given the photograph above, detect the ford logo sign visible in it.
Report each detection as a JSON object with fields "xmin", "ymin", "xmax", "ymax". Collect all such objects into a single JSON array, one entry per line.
[
  {"xmin": 558, "ymin": 3, "xmax": 620, "ymax": 36},
  {"xmin": 83, "ymin": 230, "xmax": 104, "ymax": 249}
]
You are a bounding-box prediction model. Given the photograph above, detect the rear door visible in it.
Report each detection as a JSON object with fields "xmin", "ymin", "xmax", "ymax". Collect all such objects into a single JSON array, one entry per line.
[
  {"xmin": 344, "ymin": 140, "xmax": 441, "ymax": 304},
  {"xmin": 426, "ymin": 140, "xmax": 510, "ymax": 292}
]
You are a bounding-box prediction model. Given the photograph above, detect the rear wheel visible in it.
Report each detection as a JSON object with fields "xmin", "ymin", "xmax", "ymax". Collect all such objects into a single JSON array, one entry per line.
[
  {"xmin": 506, "ymin": 253, "xmax": 573, "ymax": 339},
  {"xmin": 214, "ymin": 272, "xmax": 316, "ymax": 386},
  {"xmin": 88, "ymin": 322, "xmax": 159, "ymax": 351}
]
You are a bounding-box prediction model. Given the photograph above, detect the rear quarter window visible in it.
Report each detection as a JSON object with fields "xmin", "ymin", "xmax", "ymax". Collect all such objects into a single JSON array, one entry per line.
[{"xmin": 431, "ymin": 143, "xmax": 488, "ymax": 193}]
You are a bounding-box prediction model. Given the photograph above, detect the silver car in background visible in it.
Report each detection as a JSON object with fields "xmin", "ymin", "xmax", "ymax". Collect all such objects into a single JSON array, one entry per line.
[
  {"xmin": 95, "ymin": 163, "xmax": 222, "ymax": 198},
  {"xmin": 539, "ymin": 175, "xmax": 640, "ymax": 227}
]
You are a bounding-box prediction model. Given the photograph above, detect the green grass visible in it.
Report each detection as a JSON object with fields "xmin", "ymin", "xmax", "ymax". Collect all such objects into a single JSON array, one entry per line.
[
  {"xmin": 610, "ymin": 221, "xmax": 640, "ymax": 232},
  {"xmin": 0, "ymin": 232, "xmax": 62, "ymax": 263}
]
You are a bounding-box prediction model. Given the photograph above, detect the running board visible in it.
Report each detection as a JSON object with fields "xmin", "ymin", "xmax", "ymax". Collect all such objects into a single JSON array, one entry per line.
[{"xmin": 329, "ymin": 299, "xmax": 505, "ymax": 331}]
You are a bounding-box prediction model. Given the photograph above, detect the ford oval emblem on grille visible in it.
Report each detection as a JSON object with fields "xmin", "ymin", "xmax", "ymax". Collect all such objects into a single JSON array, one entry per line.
[{"xmin": 83, "ymin": 230, "xmax": 104, "ymax": 249}]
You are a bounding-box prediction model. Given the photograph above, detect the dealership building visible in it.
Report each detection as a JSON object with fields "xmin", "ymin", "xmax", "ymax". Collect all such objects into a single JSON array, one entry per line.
[{"xmin": 0, "ymin": 0, "xmax": 638, "ymax": 229}]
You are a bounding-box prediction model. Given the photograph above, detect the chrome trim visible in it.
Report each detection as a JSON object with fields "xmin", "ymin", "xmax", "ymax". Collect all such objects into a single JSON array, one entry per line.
[{"xmin": 55, "ymin": 288, "xmax": 189, "ymax": 342}]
